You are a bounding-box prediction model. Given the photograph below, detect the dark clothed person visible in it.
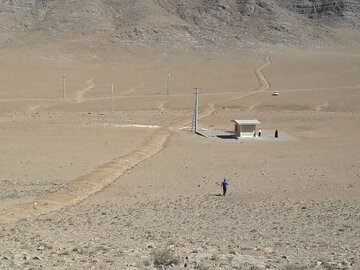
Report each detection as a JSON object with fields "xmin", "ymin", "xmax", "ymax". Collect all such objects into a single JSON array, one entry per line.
[{"xmin": 221, "ymin": 179, "xmax": 229, "ymax": 196}]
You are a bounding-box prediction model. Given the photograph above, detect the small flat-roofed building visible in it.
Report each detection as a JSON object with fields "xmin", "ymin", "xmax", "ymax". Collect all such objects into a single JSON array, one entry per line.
[{"xmin": 232, "ymin": 119, "xmax": 261, "ymax": 138}]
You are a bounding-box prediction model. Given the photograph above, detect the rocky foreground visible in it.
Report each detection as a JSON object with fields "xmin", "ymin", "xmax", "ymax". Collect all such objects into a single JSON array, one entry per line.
[{"xmin": 0, "ymin": 194, "xmax": 359, "ymax": 270}]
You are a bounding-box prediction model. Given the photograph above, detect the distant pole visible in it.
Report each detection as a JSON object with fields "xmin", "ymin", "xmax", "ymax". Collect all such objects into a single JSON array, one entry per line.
[
  {"xmin": 192, "ymin": 86, "xmax": 200, "ymax": 133},
  {"xmin": 195, "ymin": 86, "xmax": 199, "ymax": 132},
  {"xmin": 111, "ymin": 83, "xmax": 114, "ymax": 114},
  {"xmin": 166, "ymin": 72, "xmax": 171, "ymax": 95},
  {"xmin": 62, "ymin": 74, "xmax": 67, "ymax": 101}
]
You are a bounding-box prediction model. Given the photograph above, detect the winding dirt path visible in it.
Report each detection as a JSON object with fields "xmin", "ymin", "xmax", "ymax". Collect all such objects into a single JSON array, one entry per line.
[
  {"xmin": 220, "ymin": 56, "xmax": 272, "ymax": 105},
  {"xmin": 74, "ymin": 79, "xmax": 96, "ymax": 102},
  {"xmin": 254, "ymin": 56, "xmax": 272, "ymax": 92},
  {"xmin": 0, "ymin": 102, "xmax": 218, "ymax": 223},
  {"xmin": 0, "ymin": 128, "xmax": 172, "ymax": 222},
  {"xmin": 0, "ymin": 57, "xmax": 271, "ymax": 224}
]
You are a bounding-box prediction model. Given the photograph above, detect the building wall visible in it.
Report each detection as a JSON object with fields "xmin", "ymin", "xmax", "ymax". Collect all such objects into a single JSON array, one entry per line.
[
  {"xmin": 235, "ymin": 124, "xmax": 240, "ymax": 137},
  {"xmin": 240, "ymin": 124, "xmax": 256, "ymax": 137}
]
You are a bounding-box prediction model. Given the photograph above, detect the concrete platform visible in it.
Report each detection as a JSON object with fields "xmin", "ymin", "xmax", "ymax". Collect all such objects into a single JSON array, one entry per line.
[{"xmin": 196, "ymin": 129, "xmax": 295, "ymax": 142}]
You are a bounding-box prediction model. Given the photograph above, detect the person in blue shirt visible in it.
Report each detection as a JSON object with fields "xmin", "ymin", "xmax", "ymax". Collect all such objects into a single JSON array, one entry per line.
[{"xmin": 221, "ymin": 179, "xmax": 229, "ymax": 196}]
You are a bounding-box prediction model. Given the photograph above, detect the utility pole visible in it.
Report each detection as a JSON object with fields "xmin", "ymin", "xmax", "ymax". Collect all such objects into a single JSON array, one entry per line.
[
  {"xmin": 111, "ymin": 83, "xmax": 114, "ymax": 114},
  {"xmin": 62, "ymin": 74, "xmax": 67, "ymax": 101},
  {"xmin": 166, "ymin": 72, "xmax": 171, "ymax": 95},
  {"xmin": 192, "ymin": 86, "xmax": 200, "ymax": 133}
]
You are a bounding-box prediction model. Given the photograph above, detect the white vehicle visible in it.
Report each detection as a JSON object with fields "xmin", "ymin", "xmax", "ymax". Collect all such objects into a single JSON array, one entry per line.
[{"xmin": 272, "ymin": 90, "xmax": 279, "ymax": 96}]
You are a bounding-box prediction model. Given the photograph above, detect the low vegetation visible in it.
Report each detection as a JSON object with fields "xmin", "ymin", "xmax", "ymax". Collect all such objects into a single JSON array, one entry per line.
[{"xmin": 152, "ymin": 248, "xmax": 180, "ymax": 268}]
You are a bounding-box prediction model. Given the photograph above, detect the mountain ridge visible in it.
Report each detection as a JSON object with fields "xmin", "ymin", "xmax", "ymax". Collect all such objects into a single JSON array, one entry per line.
[{"xmin": 1, "ymin": 0, "xmax": 359, "ymax": 51}]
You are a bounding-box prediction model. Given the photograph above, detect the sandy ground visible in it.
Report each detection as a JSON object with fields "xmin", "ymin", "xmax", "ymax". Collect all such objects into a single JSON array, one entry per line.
[{"xmin": 0, "ymin": 46, "xmax": 359, "ymax": 269}]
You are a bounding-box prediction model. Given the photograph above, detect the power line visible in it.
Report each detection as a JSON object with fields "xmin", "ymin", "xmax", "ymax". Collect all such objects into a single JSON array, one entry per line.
[
  {"xmin": 166, "ymin": 72, "xmax": 171, "ymax": 95},
  {"xmin": 111, "ymin": 83, "xmax": 114, "ymax": 114},
  {"xmin": 62, "ymin": 74, "xmax": 67, "ymax": 101}
]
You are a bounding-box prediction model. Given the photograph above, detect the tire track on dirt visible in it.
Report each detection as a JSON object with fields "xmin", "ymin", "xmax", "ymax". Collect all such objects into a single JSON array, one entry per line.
[{"xmin": 74, "ymin": 79, "xmax": 96, "ymax": 102}]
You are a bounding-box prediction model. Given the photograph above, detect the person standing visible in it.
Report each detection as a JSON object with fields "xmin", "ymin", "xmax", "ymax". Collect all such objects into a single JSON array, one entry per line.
[
  {"xmin": 258, "ymin": 128, "xmax": 262, "ymax": 137},
  {"xmin": 275, "ymin": 129, "xmax": 278, "ymax": 138},
  {"xmin": 221, "ymin": 179, "xmax": 229, "ymax": 196}
]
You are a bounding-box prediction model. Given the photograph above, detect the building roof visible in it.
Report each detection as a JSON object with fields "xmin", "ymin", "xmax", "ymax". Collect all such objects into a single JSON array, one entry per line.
[{"xmin": 232, "ymin": 119, "xmax": 261, "ymax": 125}]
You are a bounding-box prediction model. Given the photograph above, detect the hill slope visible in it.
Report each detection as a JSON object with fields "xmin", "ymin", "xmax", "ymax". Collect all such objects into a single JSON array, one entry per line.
[{"xmin": 0, "ymin": 0, "xmax": 359, "ymax": 50}]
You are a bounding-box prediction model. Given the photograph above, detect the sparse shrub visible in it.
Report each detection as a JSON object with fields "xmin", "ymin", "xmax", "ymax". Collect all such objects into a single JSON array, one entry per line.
[
  {"xmin": 197, "ymin": 263, "xmax": 210, "ymax": 270},
  {"xmin": 152, "ymin": 248, "xmax": 179, "ymax": 268},
  {"xmin": 314, "ymin": 259, "xmax": 337, "ymax": 270},
  {"xmin": 321, "ymin": 262, "xmax": 336, "ymax": 270},
  {"xmin": 282, "ymin": 264, "xmax": 306, "ymax": 270}
]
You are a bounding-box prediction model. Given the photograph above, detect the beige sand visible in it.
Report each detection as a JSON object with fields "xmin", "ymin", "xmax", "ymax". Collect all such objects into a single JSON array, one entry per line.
[{"xmin": 0, "ymin": 46, "xmax": 359, "ymax": 269}]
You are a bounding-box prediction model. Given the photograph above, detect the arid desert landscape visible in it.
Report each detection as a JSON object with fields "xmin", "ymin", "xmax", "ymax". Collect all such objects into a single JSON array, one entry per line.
[
  {"xmin": 0, "ymin": 1, "xmax": 360, "ymax": 270},
  {"xmin": 0, "ymin": 45, "xmax": 359, "ymax": 270}
]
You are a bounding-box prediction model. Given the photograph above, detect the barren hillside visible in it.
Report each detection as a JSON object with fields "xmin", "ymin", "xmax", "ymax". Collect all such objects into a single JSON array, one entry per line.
[{"xmin": 0, "ymin": 0, "xmax": 360, "ymax": 50}]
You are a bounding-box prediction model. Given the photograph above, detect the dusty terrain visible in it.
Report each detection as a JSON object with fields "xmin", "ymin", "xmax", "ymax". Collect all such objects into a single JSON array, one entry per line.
[
  {"xmin": 0, "ymin": 43, "xmax": 359, "ymax": 270},
  {"xmin": 0, "ymin": 2, "xmax": 359, "ymax": 269}
]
